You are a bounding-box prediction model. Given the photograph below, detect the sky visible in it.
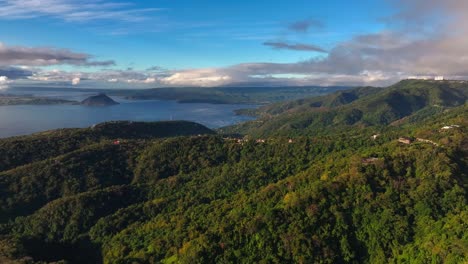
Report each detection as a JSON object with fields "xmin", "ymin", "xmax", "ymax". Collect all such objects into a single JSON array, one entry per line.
[{"xmin": 0, "ymin": 0, "xmax": 467, "ymax": 89}]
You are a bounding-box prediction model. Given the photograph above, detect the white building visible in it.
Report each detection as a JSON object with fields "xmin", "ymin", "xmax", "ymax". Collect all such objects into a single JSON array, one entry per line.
[
  {"xmin": 407, "ymin": 76, "xmax": 431, "ymax": 80},
  {"xmin": 434, "ymin": 76, "xmax": 444, "ymax": 81},
  {"xmin": 441, "ymin": 125, "xmax": 460, "ymax": 130}
]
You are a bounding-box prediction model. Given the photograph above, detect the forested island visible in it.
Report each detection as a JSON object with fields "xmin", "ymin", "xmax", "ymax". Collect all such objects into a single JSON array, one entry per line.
[
  {"xmin": 0, "ymin": 94, "xmax": 76, "ymax": 106},
  {"xmin": 81, "ymin": 93, "xmax": 119, "ymax": 106},
  {"xmin": 0, "ymin": 80, "xmax": 466, "ymax": 263}
]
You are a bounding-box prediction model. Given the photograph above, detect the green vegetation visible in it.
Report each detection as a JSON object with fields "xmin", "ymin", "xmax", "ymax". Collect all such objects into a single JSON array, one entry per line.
[
  {"xmin": 0, "ymin": 121, "xmax": 214, "ymax": 172},
  {"xmin": 0, "ymin": 80, "xmax": 467, "ymax": 263},
  {"xmin": 0, "ymin": 94, "xmax": 75, "ymax": 106},
  {"xmin": 222, "ymin": 80, "xmax": 468, "ymax": 137},
  {"xmin": 235, "ymin": 86, "xmax": 381, "ymax": 117}
]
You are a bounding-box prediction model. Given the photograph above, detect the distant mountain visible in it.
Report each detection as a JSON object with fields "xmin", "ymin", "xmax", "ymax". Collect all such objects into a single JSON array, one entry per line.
[
  {"xmin": 11, "ymin": 85, "xmax": 352, "ymax": 105},
  {"xmin": 124, "ymin": 86, "xmax": 351, "ymax": 104},
  {"xmin": 221, "ymin": 80, "xmax": 468, "ymax": 136},
  {"xmin": 81, "ymin": 93, "xmax": 119, "ymax": 106}
]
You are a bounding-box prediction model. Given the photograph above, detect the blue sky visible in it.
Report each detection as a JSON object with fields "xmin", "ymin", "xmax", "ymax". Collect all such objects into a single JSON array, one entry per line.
[{"xmin": 0, "ymin": 0, "xmax": 466, "ymax": 88}]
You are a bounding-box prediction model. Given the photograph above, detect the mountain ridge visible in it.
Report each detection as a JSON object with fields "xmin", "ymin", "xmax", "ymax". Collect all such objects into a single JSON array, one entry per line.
[{"xmin": 222, "ymin": 80, "xmax": 468, "ymax": 137}]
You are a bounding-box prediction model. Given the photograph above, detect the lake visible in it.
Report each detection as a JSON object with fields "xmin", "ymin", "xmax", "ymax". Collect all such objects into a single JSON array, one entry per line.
[{"xmin": 0, "ymin": 92, "xmax": 258, "ymax": 138}]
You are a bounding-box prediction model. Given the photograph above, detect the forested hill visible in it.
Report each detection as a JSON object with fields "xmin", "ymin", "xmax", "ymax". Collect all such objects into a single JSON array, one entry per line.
[
  {"xmin": 0, "ymin": 121, "xmax": 214, "ymax": 172},
  {"xmin": 235, "ymin": 86, "xmax": 381, "ymax": 117},
  {"xmin": 0, "ymin": 82, "xmax": 467, "ymax": 263},
  {"xmin": 223, "ymin": 80, "xmax": 468, "ymax": 137}
]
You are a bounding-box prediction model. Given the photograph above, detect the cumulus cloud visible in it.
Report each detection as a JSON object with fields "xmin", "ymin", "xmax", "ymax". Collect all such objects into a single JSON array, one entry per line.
[
  {"xmin": 24, "ymin": 62, "xmax": 399, "ymax": 87},
  {"xmin": 161, "ymin": 69, "xmax": 232, "ymax": 87},
  {"xmin": 0, "ymin": 42, "xmax": 115, "ymax": 67},
  {"xmin": 28, "ymin": 68, "xmax": 165, "ymax": 86},
  {"xmin": 0, "ymin": 0, "xmax": 162, "ymax": 22},
  {"xmin": 126, "ymin": 77, "xmax": 158, "ymax": 84},
  {"xmin": 263, "ymin": 41, "xmax": 327, "ymax": 53},
  {"xmin": 89, "ymin": 69, "xmax": 158, "ymax": 83},
  {"xmin": 72, "ymin": 77, "xmax": 80, "ymax": 85},
  {"xmin": 29, "ymin": 67, "xmax": 234, "ymax": 87},
  {"xmin": 0, "ymin": 76, "xmax": 11, "ymax": 90},
  {"xmin": 28, "ymin": 69, "xmax": 74, "ymax": 82}
]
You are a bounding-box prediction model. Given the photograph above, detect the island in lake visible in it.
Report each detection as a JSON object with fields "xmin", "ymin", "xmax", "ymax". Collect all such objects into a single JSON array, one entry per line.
[
  {"xmin": 81, "ymin": 93, "xmax": 119, "ymax": 106},
  {"xmin": 0, "ymin": 94, "xmax": 75, "ymax": 106}
]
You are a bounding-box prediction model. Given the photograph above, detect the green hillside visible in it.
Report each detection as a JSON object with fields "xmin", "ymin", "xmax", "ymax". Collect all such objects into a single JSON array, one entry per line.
[
  {"xmin": 0, "ymin": 81, "xmax": 467, "ymax": 263},
  {"xmin": 0, "ymin": 121, "xmax": 214, "ymax": 172},
  {"xmin": 223, "ymin": 80, "xmax": 468, "ymax": 137},
  {"xmin": 235, "ymin": 86, "xmax": 381, "ymax": 117}
]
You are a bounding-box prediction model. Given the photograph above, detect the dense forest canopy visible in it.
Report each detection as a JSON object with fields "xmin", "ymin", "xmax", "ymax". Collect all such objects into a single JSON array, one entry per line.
[{"xmin": 0, "ymin": 80, "xmax": 467, "ymax": 263}]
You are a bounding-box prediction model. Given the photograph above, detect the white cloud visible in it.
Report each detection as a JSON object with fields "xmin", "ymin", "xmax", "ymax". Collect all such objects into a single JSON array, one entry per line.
[
  {"xmin": 71, "ymin": 77, "xmax": 80, "ymax": 85},
  {"xmin": 143, "ymin": 77, "xmax": 157, "ymax": 84},
  {"xmin": 126, "ymin": 77, "xmax": 157, "ymax": 84},
  {"xmin": 151, "ymin": 0, "xmax": 468, "ymax": 87},
  {"xmin": 28, "ymin": 68, "xmax": 164, "ymax": 87},
  {"xmin": 161, "ymin": 69, "xmax": 232, "ymax": 86},
  {"xmin": 0, "ymin": 76, "xmax": 11, "ymax": 90},
  {"xmin": 0, "ymin": 0, "xmax": 162, "ymax": 23}
]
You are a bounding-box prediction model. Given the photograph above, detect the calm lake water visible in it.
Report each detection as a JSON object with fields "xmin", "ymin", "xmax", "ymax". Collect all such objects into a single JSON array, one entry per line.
[{"xmin": 0, "ymin": 91, "xmax": 258, "ymax": 138}]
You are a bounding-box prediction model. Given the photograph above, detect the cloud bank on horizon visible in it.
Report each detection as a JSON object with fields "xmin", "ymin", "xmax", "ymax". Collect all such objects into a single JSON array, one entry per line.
[{"xmin": 1, "ymin": 0, "xmax": 468, "ymax": 88}]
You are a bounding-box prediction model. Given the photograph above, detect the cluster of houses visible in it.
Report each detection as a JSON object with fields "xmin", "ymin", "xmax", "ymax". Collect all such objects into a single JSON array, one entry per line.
[
  {"xmin": 396, "ymin": 124, "xmax": 461, "ymax": 146},
  {"xmin": 397, "ymin": 130, "xmax": 462, "ymax": 146},
  {"xmin": 407, "ymin": 76, "xmax": 468, "ymax": 84},
  {"xmin": 398, "ymin": 137, "xmax": 439, "ymax": 146},
  {"xmin": 223, "ymin": 137, "xmax": 295, "ymax": 145},
  {"xmin": 255, "ymin": 138, "xmax": 295, "ymax": 144},
  {"xmin": 407, "ymin": 76, "xmax": 445, "ymax": 81}
]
